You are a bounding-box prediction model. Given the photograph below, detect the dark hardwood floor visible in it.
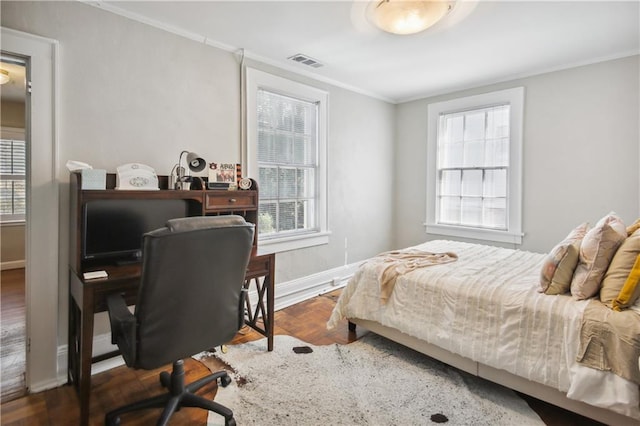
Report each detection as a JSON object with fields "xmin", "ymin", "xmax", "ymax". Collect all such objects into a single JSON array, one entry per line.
[
  {"xmin": 0, "ymin": 268, "xmax": 27, "ymax": 403},
  {"xmin": 0, "ymin": 282, "xmax": 605, "ymax": 425}
]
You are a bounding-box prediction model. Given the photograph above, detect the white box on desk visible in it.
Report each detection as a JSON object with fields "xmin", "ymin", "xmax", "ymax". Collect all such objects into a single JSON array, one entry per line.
[{"xmin": 81, "ymin": 169, "xmax": 106, "ymax": 190}]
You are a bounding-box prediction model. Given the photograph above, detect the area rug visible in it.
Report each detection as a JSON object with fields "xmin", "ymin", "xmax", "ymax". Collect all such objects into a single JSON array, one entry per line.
[{"xmin": 197, "ymin": 334, "xmax": 544, "ymax": 425}]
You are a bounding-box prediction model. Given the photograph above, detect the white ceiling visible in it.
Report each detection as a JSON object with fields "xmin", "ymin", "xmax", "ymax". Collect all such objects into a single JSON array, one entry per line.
[{"xmin": 95, "ymin": 1, "xmax": 639, "ymax": 103}]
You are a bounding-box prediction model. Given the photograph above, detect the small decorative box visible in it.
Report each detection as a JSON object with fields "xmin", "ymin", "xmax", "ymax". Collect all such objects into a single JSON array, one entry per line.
[{"xmin": 81, "ymin": 169, "xmax": 106, "ymax": 190}]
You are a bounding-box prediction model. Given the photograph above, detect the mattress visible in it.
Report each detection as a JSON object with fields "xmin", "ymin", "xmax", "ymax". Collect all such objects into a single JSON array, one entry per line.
[{"xmin": 328, "ymin": 240, "xmax": 640, "ymax": 419}]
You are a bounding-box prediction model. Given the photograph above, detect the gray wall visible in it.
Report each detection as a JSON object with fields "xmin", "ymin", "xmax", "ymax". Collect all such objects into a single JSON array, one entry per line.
[
  {"xmin": 395, "ymin": 55, "xmax": 640, "ymax": 253},
  {"xmin": 1, "ymin": 1, "xmax": 394, "ymax": 342}
]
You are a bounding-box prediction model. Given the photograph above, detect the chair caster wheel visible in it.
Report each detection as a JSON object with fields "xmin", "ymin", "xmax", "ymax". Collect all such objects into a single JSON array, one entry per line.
[
  {"xmin": 160, "ymin": 371, "xmax": 171, "ymax": 388},
  {"xmin": 220, "ymin": 374, "xmax": 232, "ymax": 387},
  {"xmin": 225, "ymin": 417, "xmax": 236, "ymax": 426},
  {"xmin": 105, "ymin": 414, "xmax": 121, "ymax": 426}
]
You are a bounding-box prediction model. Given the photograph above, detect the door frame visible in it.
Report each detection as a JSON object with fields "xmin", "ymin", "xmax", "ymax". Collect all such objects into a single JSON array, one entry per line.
[{"xmin": 1, "ymin": 27, "xmax": 59, "ymax": 392}]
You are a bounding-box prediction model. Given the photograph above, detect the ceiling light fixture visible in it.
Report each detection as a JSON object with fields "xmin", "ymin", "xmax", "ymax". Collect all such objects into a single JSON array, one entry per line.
[
  {"xmin": 0, "ymin": 69, "xmax": 10, "ymax": 85},
  {"xmin": 369, "ymin": 0, "xmax": 455, "ymax": 35}
]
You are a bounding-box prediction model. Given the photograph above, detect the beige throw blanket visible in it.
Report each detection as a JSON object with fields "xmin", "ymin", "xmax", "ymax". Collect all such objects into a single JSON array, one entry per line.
[
  {"xmin": 364, "ymin": 249, "xmax": 458, "ymax": 303},
  {"xmin": 578, "ymin": 299, "xmax": 640, "ymax": 384}
]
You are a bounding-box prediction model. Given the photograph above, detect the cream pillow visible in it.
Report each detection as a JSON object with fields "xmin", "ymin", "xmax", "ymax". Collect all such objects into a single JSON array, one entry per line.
[
  {"xmin": 601, "ymin": 229, "xmax": 640, "ymax": 306},
  {"xmin": 539, "ymin": 223, "xmax": 589, "ymax": 295},
  {"xmin": 571, "ymin": 212, "xmax": 626, "ymax": 300}
]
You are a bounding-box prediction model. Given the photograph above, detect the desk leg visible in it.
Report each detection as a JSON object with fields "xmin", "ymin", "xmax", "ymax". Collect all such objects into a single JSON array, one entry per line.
[
  {"xmin": 266, "ymin": 255, "xmax": 275, "ymax": 352},
  {"xmin": 244, "ymin": 254, "xmax": 275, "ymax": 351},
  {"xmin": 69, "ymin": 287, "xmax": 95, "ymax": 426}
]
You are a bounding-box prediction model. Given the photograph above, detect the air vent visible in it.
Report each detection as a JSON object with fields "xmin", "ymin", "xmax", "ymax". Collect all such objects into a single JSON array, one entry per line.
[{"xmin": 287, "ymin": 54, "xmax": 324, "ymax": 68}]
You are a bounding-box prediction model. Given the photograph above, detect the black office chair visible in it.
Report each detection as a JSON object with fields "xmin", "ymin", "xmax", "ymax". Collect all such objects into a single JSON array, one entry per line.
[{"xmin": 104, "ymin": 215, "xmax": 254, "ymax": 426}]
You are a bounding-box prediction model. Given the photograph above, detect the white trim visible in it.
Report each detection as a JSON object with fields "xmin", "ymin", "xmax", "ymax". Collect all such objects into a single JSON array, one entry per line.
[
  {"xmin": 272, "ymin": 262, "xmax": 358, "ymax": 311},
  {"xmin": 425, "ymin": 224, "xmax": 523, "ymax": 245},
  {"xmin": 246, "ymin": 67, "xmax": 330, "ymax": 254},
  {"xmin": 257, "ymin": 231, "xmax": 331, "ymax": 255},
  {"xmin": 1, "ymin": 26, "xmax": 60, "ymax": 394},
  {"xmin": 426, "ymin": 87, "xmax": 524, "ymax": 245}
]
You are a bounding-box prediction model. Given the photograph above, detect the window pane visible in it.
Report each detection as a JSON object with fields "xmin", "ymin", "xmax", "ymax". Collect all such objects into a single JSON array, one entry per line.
[
  {"xmin": 484, "ymin": 138, "xmax": 509, "ymax": 167},
  {"xmin": 463, "ymin": 140, "xmax": 484, "ymax": 167},
  {"xmin": 279, "ymin": 167, "xmax": 297, "ymax": 198},
  {"xmin": 461, "ymin": 169, "xmax": 482, "ymax": 196},
  {"xmin": 440, "ymin": 170, "xmax": 461, "ymax": 196},
  {"xmin": 0, "ymin": 139, "xmax": 26, "ymax": 220},
  {"xmin": 483, "ymin": 197, "xmax": 507, "ymax": 229},
  {"xmin": 461, "ymin": 197, "xmax": 482, "ymax": 226},
  {"xmin": 464, "ymin": 112, "xmax": 485, "ymax": 142},
  {"xmin": 298, "ymin": 168, "xmax": 315, "ymax": 198},
  {"xmin": 278, "ymin": 201, "xmax": 296, "ymax": 232},
  {"xmin": 439, "ymin": 196, "xmax": 460, "ymax": 224},
  {"xmin": 484, "ymin": 169, "xmax": 507, "ymax": 198},
  {"xmin": 258, "ymin": 202, "xmax": 277, "ymax": 235},
  {"xmin": 13, "ymin": 180, "xmax": 26, "ymax": 214},
  {"xmin": 487, "ymin": 106, "xmax": 510, "ymax": 139},
  {"xmin": 0, "ymin": 180, "xmax": 12, "ymax": 214},
  {"xmin": 296, "ymin": 200, "xmax": 308, "ymax": 230},
  {"xmin": 258, "ymin": 166, "xmax": 278, "ymax": 198}
]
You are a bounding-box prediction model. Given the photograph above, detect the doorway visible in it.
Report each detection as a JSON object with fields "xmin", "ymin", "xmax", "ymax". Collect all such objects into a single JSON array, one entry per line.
[
  {"xmin": 1, "ymin": 27, "xmax": 59, "ymax": 395},
  {"xmin": 0, "ymin": 56, "xmax": 27, "ymax": 401}
]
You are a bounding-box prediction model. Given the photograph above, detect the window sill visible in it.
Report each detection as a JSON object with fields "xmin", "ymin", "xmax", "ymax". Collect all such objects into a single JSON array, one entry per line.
[
  {"xmin": 258, "ymin": 231, "xmax": 331, "ymax": 255},
  {"xmin": 425, "ymin": 223, "xmax": 522, "ymax": 245},
  {"xmin": 1, "ymin": 219, "xmax": 26, "ymax": 227}
]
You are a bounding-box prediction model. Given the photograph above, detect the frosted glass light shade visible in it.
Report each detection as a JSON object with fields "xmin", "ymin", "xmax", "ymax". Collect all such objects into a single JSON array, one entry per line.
[
  {"xmin": 0, "ymin": 69, "xmax": 10, "ymax": 85},
  {"xmin": 369, "ymin": 0, "xmax": 454, "ymax": 35}
]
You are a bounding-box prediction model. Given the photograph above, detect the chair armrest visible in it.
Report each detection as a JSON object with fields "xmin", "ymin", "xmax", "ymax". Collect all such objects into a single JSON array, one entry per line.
[{"xmin": 106, "ymin": 293, "xmax": 136, "ymax": 366}]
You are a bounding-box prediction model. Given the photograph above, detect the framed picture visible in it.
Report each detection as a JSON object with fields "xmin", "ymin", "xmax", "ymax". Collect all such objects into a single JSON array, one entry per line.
[{"xmin": 208, "ymin": 163, "xmax": 240, "ymax": 189}]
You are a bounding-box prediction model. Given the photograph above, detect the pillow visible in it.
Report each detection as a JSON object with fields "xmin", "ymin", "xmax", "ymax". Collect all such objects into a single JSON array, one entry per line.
[
  {"xmin": 600, "ymin": 228, "xmax": 640, "ymax": 306},
  {"xmin": 612, "ymin": 254, "xmax": 640, "ymax": 311},
  {"xmin": 539, "ymin": 223, "xmax": 589, "ymax": 295},
  {"xmin": 571, "ymin": 212, "xmax": 626, "ymax": 300},
  {"xmin": 626, "ymin": 218, "xmax": 640, "ymax": 236}
]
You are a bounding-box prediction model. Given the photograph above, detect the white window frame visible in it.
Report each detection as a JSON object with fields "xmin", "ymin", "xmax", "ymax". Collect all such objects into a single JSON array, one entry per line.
[
  {"xmin": 245, "ymin": 68, "xmax": 329, "ymax": 254},
  {"xmin": 1, "ymin": 127, "xmax": 26, "ymax": 223},
  {"xmin": 426, "ymin": 87, "xmax": 524, "ymax": 244}
]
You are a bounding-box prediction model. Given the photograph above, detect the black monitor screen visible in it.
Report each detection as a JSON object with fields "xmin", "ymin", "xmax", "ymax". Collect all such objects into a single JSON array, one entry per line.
[{"xmin": 82, "ymin": 198, "xmax": 189, "ymax": 263}]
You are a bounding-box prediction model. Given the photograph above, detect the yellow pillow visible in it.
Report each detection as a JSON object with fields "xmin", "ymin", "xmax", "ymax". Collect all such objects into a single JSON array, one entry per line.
[
  {"xmin": 626, "ymin": 218, "xmax": 640, "ymax": 236},
  {"xmin": 612, "ymin": 254, "xmax": 640, "ymax": 311},
  {"xmin": 601, "ymin": 229, "xmax": 640, "ymax": 305}
]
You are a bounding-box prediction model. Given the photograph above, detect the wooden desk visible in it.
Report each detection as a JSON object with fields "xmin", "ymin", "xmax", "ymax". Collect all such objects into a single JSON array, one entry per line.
[
  {"xmin": 67, "ymin": 172, "xmax": 274, "ymax": 425},
  {"xmin": 67, "ymin": 255, "xmax": 274, "ymax": 426}
]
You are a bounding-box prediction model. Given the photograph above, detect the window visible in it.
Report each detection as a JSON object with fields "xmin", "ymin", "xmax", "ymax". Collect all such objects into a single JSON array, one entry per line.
[
  {"xmin": 0, "ymin": 129, "xmax": 26, "ymax": 222},
  {"xmin": 426, "ymin": 87, "xmax": 524, "ymax": 244},
  {"xmin": 246, "ymin": 68, "xmax": 329, "ymax": 253}
]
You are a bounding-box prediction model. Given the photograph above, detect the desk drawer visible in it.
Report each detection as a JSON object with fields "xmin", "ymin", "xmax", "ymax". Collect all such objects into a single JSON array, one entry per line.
[{"xmin": 204, "ymin": 192, "xmax": 256, "ymax": 212}]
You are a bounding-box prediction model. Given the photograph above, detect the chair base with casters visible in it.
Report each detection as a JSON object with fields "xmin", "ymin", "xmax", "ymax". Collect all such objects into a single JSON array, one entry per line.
[{"xmin": 104, "ymin": 359, "xmax": 236, "ymax": 426}]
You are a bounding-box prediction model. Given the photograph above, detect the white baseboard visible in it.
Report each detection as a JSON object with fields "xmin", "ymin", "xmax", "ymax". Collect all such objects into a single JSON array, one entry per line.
[
  {"xmin": 1, "ymin": 260, "xmax": 25, "ymax": 270},
  {"xmin": 54, "ymin": 262, "xmax": 359, "ymax": 385}
]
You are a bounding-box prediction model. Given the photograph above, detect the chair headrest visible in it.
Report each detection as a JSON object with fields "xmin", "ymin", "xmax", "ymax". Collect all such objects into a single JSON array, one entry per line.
[{"xmin": 165, "ymin": 215, "xmax": 249, "ymax": 233}]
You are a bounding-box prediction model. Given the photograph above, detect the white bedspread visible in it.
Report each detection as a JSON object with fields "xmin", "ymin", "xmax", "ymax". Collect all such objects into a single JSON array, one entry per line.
[{"xmin": 328, "ymin": 240, "xmax": 640, "ymax": 419}]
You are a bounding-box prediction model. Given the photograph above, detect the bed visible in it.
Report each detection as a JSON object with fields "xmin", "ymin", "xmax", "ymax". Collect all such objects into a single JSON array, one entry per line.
[{"xmin": 327, "ymin": 239, "xmax": 640, "ymax": 425}]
